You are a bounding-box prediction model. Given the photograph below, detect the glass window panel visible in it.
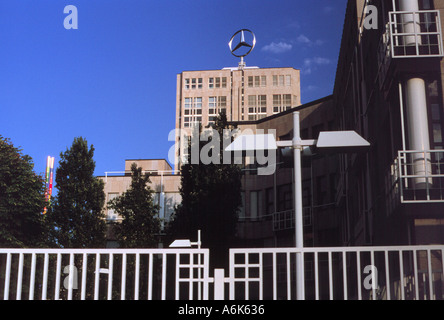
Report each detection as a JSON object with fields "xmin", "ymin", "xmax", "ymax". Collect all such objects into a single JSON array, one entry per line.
[
  {"xmin": 185, "ymin": 98, "xmax": 192, "ymax": 108},
  {"xmin": 428, "ymin": 80, "xmax": 439, "ymax": 97},
  {"xmin": 286, "ymin": 75, "xmax": 291, "ymax": 86},
  {"xmin": 434, "ymin": 123, "xmax": 443, "ymax": 143},
  {"xmin": 194, "ymin": 97, "xmax": 202, "ymax": 108},
  {"xmin": 259, "ymin": 95, "xmax": 266, "ymax": 106},
  {"xmin": 248, "ymin": 95, "xmax": 256, "ymax": 107},
  {"xmin": 432, "ymin": 104, "xmax": 441, "ymax": 121},
  {"xmin": 261, "ymin": 76, "xmax": 266, "ymax": 87},
  {"xmin": 255, "ymin": 76, "xmax": 260, "ymax": 87}
]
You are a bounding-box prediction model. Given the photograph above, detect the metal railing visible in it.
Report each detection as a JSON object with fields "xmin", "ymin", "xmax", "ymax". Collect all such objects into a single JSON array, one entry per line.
[
  {"xmin": 2, "ymin": 245, "xmax": 444, "ymax": 300},
  {"xmin": 227, "ymin": 245, "xmax": 444, "ymax": 300},
  {"xmin": 272, "ymin": 208, "xmax": 312, "ymax": 231},
  {"xmin": 0, "ymin": 248, "xmax": 209, "ymax": 300},
  {"xmin": 388, "ymin": 10, "xmax": 444, "ymax": 58},
  {"xmin": 103, "ymin": 170, "xmax": 178, "ymax": 183},
  {"xmin": 398, "ymin": 150, "xmax": 444, "ymax": 203}
]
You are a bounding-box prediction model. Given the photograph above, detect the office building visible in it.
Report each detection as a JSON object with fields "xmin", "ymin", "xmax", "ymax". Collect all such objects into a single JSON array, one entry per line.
[{"xmin": 174, "ymin": 67, "xmax": 301, "ymax": 171}]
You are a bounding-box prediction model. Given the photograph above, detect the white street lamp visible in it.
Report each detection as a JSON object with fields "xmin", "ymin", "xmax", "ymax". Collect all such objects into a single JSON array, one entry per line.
[
  {"xmin": 169, "ymin": 229, "xmax": 202, "ymax": 249},
  {"xmin": 225, "ymin": 111, "xmax": 370, "ymax": 300}
]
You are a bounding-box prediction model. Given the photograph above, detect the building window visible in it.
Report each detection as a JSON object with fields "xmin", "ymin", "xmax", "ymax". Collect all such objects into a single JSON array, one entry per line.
[
  {"xmin": 248, "ymin": 76, "xmax": 254, "ymax": 88},
  {"xmin": 273, "ymin": 75, "xmax": 278, "ymax": 86},
  {"xmin": 277, "ymin": 184, "xmax": 292, "ymax": 211},
  {"xmin": 249, "ymin": 190, "xmax": 263, "ymax": 220},
  {"xmin": 266, "ymin": 187, "xmax": 274, "ymax": 214},
  {"xmin": 107, "ymin": 193, "xmax": 119, "ymax": 221},
  {"xmin": 194, "ymin": 97, "xmax": 202, "ymax": 108},
  {"xmin": 258, "ymin": 95, "xmax": 267, "ymax": 113},
  {"xmin": 286, "ymin": 75, "xmax": 291, "ymax": 86},
  {"xmin": 272, "ymin": 75, "xmax": 291, "ymax": 87},
  {"xmin": 185, "ymin": 78, "xmax": 202, "ymax": 90},
  {"xmin": 273, "ymin": 94, "xmax": 292, "ymax": 113},
  {"xmin": 248, "ymin": 75, "xmax": 266, "ymax": 87},
  {"xmin": 261, "ymin": 76, "xmax": 267, "ymax": 87},
  {"xmin": 210, "ymin": 77, "xmax": 227, "ymax": 89},
  {"xmin": 427, "ymin": 80, "xmax": 444, "ymax": 149},
  {"xmin": 184, "ymin": 98, "xmax": 192, "ymax": 108}
]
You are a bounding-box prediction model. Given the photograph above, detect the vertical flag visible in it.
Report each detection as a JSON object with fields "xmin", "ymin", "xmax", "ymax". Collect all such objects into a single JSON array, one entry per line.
[{"xmin": 43, "ymin": 156, "xmax": 55, "ymax": 214}]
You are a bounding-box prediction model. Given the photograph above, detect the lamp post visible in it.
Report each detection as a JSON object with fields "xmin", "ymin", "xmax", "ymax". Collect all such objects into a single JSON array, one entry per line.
[
  {"xmin": 226, "ymin": 110, "xmax": 370, "ymax": 300},
  {"xmin": 292, "ymin": 112, "xmax": 305, "ymax": 300}
]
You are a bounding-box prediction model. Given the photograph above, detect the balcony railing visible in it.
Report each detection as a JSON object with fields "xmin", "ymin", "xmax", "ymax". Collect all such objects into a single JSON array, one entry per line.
[
  {"xmin": 272, "ymin": 208, "xmax": 312, "ymax": 232},
  {"xmin": 388, "ymin": 10, "xmax": 444, "ymax": 58},
  {"xmin": 397, "ymin": 150, "xmax": 444, "ymax": 203}
]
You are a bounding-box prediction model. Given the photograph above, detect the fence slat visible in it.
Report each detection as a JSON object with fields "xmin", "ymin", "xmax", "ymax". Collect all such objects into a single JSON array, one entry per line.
[
  {"xmin": 135, "ymin": 253, "xmax": 140, "ymax": 300},
  {"xmin": 385, "ymin": 251, "xmax": 391, "ymax": 300},
  {"xmin": 3, "ymin": 253, "xmax": 11, "ymax": 300},
  {"xmin": 68, "ymin": 253, "xmax": 74, "ymax": 300},
  {"xmin": 94, "ymin": 253, "xmax": 100, "ymax": 300},
  {"xmin": 147, "ymin": 254, "xmax": 153, "ymax": 300},
  {"xmin": 272, "ymin": 252, "xmax": 277, "ymax": 300},
  {"xmin": 427, "ymin": 249, "xmax": 434, "ymax": 300},
  {"xmin": 314, "ymin": 252, "xmax": 319, "ymax": 300},
  {"xmin": 328, "ymin": 251, "xmax": 333, "ymax": 300},
  {"xmin": 161, "ymin": 253, "xmax": 166, "ymax": 300},
  {"xmin": 16, "ymin": 253, "xmax": 24, "ymax": 300},
  {"xmin": 81, "ymin": 253, "xmax": 87, "ymax": 300},
  {"xmin": 29, "ymin": 253, "xmax": 36, "ymax": 300},
  {"xmin": 121, "ymin": 253, "xmax": 127, "ymax": 300},
  {"xmin": 342, "ymin": 251, "xmax": 347, "ymax": 300},
  {"xmin": 357, "ymin": 251, "xmax": 362, "ymax": 300},
  {"xmin": 399, "ymin": 251, "xmax": 405, "ymax": 300},
  {"xmin": 55, "ymin": 253, "xmax": 61, "ymax": 300},
  {"xmin": 107, "ymin": 253, "xmax": 114, "ymax": 300},
  {"xmin": 42, "ymin": 253, "xmax": 49, "ymax": 300},
  {"xmin": 286, "ymin": 252, "xmax": 291, "ymax": 300},
  {"xmin": 413, "ymin": 250, "xmax": 419, "ymax": 300}
]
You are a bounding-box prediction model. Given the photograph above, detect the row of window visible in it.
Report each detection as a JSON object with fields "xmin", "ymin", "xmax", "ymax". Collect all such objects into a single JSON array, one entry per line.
[
  {"xmin": 247, "ymin": 75, "xmax": 292, "ymax": 88},
  {"xmin": 184, "ymin": 74, "xmax": 294, "ymax": 90},
  {"xmin": 183, "ymin": 94, "xmax": 297, "ymax": 123},
  {"xmin": 185, "ymin": 77, "xmax": 228, "ymax": 90}
]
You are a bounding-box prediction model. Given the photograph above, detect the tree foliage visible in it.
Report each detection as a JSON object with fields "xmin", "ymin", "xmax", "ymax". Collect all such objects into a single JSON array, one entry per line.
[
  {"xmin": 168, "ymin": 112, "xmax": 242, "ymax": 268},
  {"xmin": 107, "ymin": 163, "xmax": 160, "ymax": 248},
  {"xmin": 0, "ymin": 136, "xmax": 48, "ymax": 247},
  {"xmin": 47, "ymin": 137, "xmax": 106, "ymax": 248}
]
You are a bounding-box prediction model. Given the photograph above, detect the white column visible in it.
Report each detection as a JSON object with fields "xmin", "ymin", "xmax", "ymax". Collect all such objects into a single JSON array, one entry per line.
[
  {"xmin": 293, "ymin": 112, "xmax": 305, "ymax": 300},
  {"xmin": 405, "ymin": 77, "xmax": 433, "ymax": 188},
  {"xmin": 399, "ymin": 0, "xmax": 421, "ymax": 46}
]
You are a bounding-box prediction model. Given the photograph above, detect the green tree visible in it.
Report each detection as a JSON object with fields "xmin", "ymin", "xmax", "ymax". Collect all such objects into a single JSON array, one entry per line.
[
  {"xmin": 48, "ymin": 137, "xmax": 106, "ymax": 248},
  {"xmin": 107, "ymin": 163, "xmax": 160, "ymax": 248},
  {"xmin": 168, "ymin": 112, "xmax": 242, "ymax": 268},
  {"xmin": 0, "ymin": 136, "xmax": 48, "ymax": 247}
]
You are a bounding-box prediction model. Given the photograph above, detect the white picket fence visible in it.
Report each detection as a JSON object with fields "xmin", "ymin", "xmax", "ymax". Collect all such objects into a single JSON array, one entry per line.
[{"xmin": 1, "ymin": 245, "xmax": 443, "ymax": 300}]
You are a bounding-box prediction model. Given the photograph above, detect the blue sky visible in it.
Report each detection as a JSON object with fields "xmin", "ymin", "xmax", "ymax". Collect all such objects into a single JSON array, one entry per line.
[{"xmin": 0, "ymin": 0, "xmax": 347, "ymax": 178}]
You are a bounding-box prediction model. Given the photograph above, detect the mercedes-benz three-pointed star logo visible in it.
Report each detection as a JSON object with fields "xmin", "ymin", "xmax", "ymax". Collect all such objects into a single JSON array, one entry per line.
[{"xmin": 228, "ymin": 29, "xmax": 256, "ymax": 58}]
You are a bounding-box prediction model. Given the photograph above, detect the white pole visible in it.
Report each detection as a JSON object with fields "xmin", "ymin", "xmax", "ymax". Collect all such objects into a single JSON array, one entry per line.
[
  {"xmin": 405, "ymin": 77, "xmax": 432, "ymax": 188},
  {"xmin": 293, "ymin": 112, "xmax": 305, "ymax": 300},
  {"xmin": 399, "ymin": 0, "xmax": 421, "ymax": 46}
]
